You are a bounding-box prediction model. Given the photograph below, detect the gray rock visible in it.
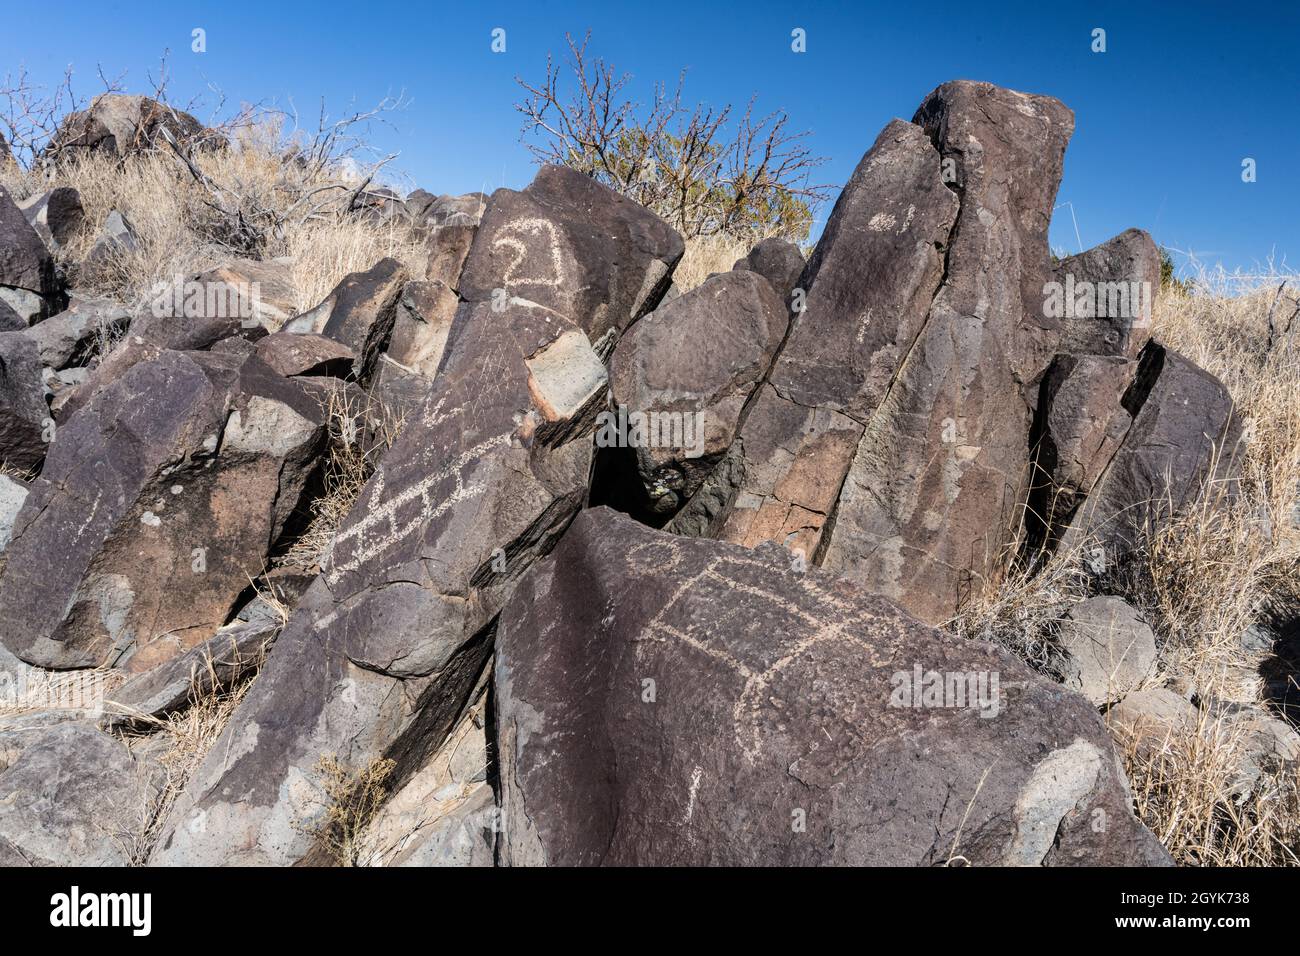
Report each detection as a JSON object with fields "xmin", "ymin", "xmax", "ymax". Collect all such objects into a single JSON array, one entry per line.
[
  {"xmin": 0, "ymin": 331, "xmax": 49, "ymax": 473},
  {"xmin": 0, "ymin": 349, "xmax": 327, "ymax": 672},
  {"xmin": 608, "ymin": 270, "xmax": 788, "ymax": 513},
  {"xmin": 0, "ymin": 474, "xmax": 27, "ymax": 552},
  {"xmin": 458, "ymin": 165, "xmax": 683, "ymax": 355},
  {"xmin": 1108, "ymin": 688, "xmax": 1199, "ymax": 753},
  {"xmin": 732, "ymin": 236, "xmax": 806, "ymax": 307},
  {"xmin": 1059, "ymin": 596, "xmax": 1157, "ymax": 706},
  {"xmin": 0, "ymin": 721, "xmax": 164, "ymax": 866},
  {"xmin": 47, "ymin": 94, "xmax": 211, "ymax": 161},
  {"xmin": 23, "ymin": 296, "xmax": 130, "ymax": 368},
  {"xmin": 17, "ymin": 186, "xmax": 86, "ymax": 253},
  {"xmin": 495, "ymin": 507, "xmax": 1168, "ymax": 866},
  {"xmin": 386, "ymin": 279, "xmax": 456, "ymax": 377}
]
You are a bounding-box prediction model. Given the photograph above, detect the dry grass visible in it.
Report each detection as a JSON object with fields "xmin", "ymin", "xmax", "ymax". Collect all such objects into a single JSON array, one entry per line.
[
  {"xmin": 0, "ymin": 121, "xmax": 427, "ymax": 317},
  {"xmin": 674, "ymin": 232, "xmax": 760, "ymax": 292},
  {"xmin": 303, "ymin": 754, "xmax": 397, "ymax": 866},
  {"xmin": 955, "ymin": 265, "xmax": 1300, "ymax": 865}
]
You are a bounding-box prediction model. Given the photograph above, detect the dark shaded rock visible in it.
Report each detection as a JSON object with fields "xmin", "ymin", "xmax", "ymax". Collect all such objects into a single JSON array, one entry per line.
[
  {"xmin": 102, "ymin": 596, "xmax": 285, "ymax": 730},
  {"xmin": 1060, "ymin": 340, "xmax": 1241, "ymax": 563},
  {"xmin": 0, "ymin": 721, "xmax": 164, "ymax": 866},
  {"xmin": 17, "ymin": 186, "xmax": 86, "ymax": 253},
  {"xmin": 151, "ymin": 295, "xmax": 608, "ymax": 865},
  {"xmin": 458, "ymin": 165, "xmax": 683, "ymax": 354},
  {"xmin": 412, "ymin": 192, "xmax": 487, "ymax": 229},
  {"xmin": 386, "ymin": 279, "xmax": 456, "ymax": 377},
  {"xmin": 732, "ymin": 236, "xmax": 806, "ymax": 306},
  {"xmin": 0, "ymin": 349, "xmax": 327, "ymax": 672},
  {"xmin": 494, "ymin": 507, "xmax": 1169, "ymax": 866},
  {"xmin": 24, "ymin": 295, "xmax": 130, "ymax": 368},
  {"xmin": 607, "ymin": 270, "xmax": 788, "ymax": 513},
  {"xmin": 820, "ymin": 82, "xmax": 1075, "ymax": 624},
  {"xmin": 256, "ymin": 330, "xmax": 356, "ymax": 377},
  {"xmin": 0, "ymin": 331, "xmax": 48, "ymax": 473},
  {"xmin": 282, "ymin": 258, "xmax": 407, "ymax": 382},
  {"xmin": 424, "ymin": 224, "xmax": 477, "ymax": 291},
  {"xmin": 696, "ymin": 119, "xmax": 958, "ymax": 560},
  {"xmin": 0, "ymin": 185, "xmax": 57, "ymax": 324},
  {"xmin": 369, "ymin": 354, "xmax": 432, "ymax": 424},
  {"xmin": 1050, "ymin": 229, "xmax": 1160, "ymax": 359},
  {"xmin": 48, "ymin": 94, "xmax": 211, "ymax": 161}
]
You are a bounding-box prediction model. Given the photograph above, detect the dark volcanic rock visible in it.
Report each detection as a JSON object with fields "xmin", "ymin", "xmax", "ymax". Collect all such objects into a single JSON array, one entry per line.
[
  {"xmin": 282, "ymin": 258, "xmax": 407, "ymax": 382},
  {"xmin": 732, "ymin": 236, "xmax": 806, "ymax": 307},
  {"xmin": 0, "ymin": 349, "xmax": 327, "ymax": 671},
  {"xmin": 1051, "ymin": 228, "xmax": 1160, "ymax": 359},
  {"xmin": 48, "ymin": 94, "xmax": 211, "ymax": 161},
  {"xmin": 494, "ymin": 507, "xmax": 1169, "ymax": 866},
  {"xmin": 424, "ymin": 224, "xmax": 477, "ymax": 291},
  {"xmin": 0, "ymin": 331, "xmax": 49, "ymax": 473},
  {"xmin": 0, "ymin": 185, "xmax": 57, "ymax": 324},
  {"xmin": 256, "ymin": 330, "xmax": 356, "ymax": 378},
  {"xmin": 386, "ymin": 279, "xmax": 457, "ymax": 378},
  {"xmin": 17, "ymin": 187, "xmax": 86, "ymax": 253},
  {"xmin": 458, "ymin": 165, "xmax": 683, "ymax": 354},
  {"xmin": 24, "ymin": 296, "xmax": 130, "ymax": 369},
  {"xmin": 150, "ymin": 294, "xmax": 610, "ymax": 865},
  {"xmin": 607, "ymin": 270, "xmax": 788, "ymax": 513}
]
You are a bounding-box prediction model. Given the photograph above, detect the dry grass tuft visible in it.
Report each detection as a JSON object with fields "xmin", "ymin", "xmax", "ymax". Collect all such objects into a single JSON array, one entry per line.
[{"xmin": 303, "ymin": 754, "xmax": 397, "ymax": 867}]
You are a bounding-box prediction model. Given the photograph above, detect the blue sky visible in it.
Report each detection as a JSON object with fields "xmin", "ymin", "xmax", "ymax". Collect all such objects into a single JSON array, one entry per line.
[{"xmin": 4, "ymin": 1, "xmax": 1296, "ymax": 273}]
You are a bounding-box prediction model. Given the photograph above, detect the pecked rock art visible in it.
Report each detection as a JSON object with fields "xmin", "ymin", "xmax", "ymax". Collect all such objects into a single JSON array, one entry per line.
[{"xmin": 494, "ymin": 507, "xmax": 1170, "ymax": 866}]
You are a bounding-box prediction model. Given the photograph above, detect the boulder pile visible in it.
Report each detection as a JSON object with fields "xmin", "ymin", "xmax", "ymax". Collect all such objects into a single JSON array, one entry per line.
[{"xmin": 0, "ymin": 84, "xmax": 1259, "ymax": 867}]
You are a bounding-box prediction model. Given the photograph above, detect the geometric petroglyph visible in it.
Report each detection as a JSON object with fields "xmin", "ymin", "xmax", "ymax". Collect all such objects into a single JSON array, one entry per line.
[
  {"xmin": 625, "ymin": 540, "xmax": 880, "ymax": 766},
  {"xmin": 493, "ymin": 218, "xmax": 568, "ymax": 293},
  {"xmin": 324, "ymin": 433, "xmax": 510, "ymax": 586}
]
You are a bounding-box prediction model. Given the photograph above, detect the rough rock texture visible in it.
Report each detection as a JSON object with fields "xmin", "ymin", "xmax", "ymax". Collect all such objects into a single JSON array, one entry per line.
[
  {"xmin": 0, "ymin": 349, "xmax": 326, "ymax": 671},
  {"xmin": 187, "ymin": 258, "xmax": 300, "ymax": 332},
  {"xmin": 608, "ymin": 270, "xmax": 788, "ymax": 513},
  {"xmin": 17, "ymin": 186, "xmax": 86, "ymax": 252},
  {"xmin": 0, "ymin": 475, "xmax": 27, "ymax": 552},
  {"xmin": 282, "ymin": 258, "xmax": 407, "ymax": 381},
  {"xmin": 48, "ymin": 94, "xmax": 211, "ymax": 160},
  {"xmin": 256, "ymin": 331, "xmax": 355, "ymax": 378},
  {"xmin": 458, "ymin": 164, "xmax": 683, "ymax": 355},
  {"xmin": 692, "ymin": 118, "xmax": 959, "ymax": 562},
  {"xmin": 24, "ymin": 296, "xmax": 130, "ymax": 369},
  {"xmin": 732, "ymin": 236, "xmax": 806, "ymax": 307},
  {"xmin": 150, "ymin": 290, "xmax": 614, "ymax": 865},
  {"xmin": 495, "ymin": 507, "xmax": 1169, "ymax": 866},
  {"xmin": 0, "ymin": 185, "xmax": 57, "ymax": 325},
  {"xmin": 1058, "ymin": 596, "xmax": 1157, "ymax": 706},
  {"xmin": 1108, "ymin": 688, "xmax": 1199, "ymax": 754},
  {"xmin": 1052, "ymin": 228, "xmax": 1160, "ymax": 359},
  {"xmin": 0, "ymin": 721, "xmax": 163, "ymax": 866},
  {"xmin": 82, "ymin": 209, "xmax": 140, "ymax": 278},
  {"xmin": 0, "ymin": 331, "xmax": 48, "ymax": 473},
  {"xmin": 386, "ymin": 279, "xmax": 457, "ymax": 377},
  {"xmin": 424, "ymin": 224, "xmax": 477, "ymax": 291},
  {"xmin": 1061, "ymin": 340, "xmax": 1240, "ymax": 562}
]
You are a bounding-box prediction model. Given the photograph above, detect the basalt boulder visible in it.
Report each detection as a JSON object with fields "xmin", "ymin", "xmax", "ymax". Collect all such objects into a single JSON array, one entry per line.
[
  {"xmin": 1050, "ymin": 228, "xmax": 1160, "ymax": 359},
  {"xmin": 0, "ymin": 331, "xmax": 49, "ymax": 473},
  {"xmin": 494, "ymin": 507, "xmax": 1169, "ymax": 866},
  {"xmin": 0, "ymin": 185, "xmax": 58, "ymax": 325},
  {"xmin": 17, "ymin": 187, "xmax": 87, "ymax": 254},
  {"xmin": 0, "ymin": 348, "xmax": 327, "ymax": 672},
  {"xmin": 732, "ymin": 236, "xmax": 806, "ymax": 307},
  {"xmin": 48, "ymin": 94, "xmax": 212, "ymax": 161}
]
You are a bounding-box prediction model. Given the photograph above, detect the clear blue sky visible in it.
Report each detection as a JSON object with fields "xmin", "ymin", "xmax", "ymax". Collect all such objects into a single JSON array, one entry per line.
[{"xmin": 5, "ymin": 1, "xmax": 1296, "ymax": 273}]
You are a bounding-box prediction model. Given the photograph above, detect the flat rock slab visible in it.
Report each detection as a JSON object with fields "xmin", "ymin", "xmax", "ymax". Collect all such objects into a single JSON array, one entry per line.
[
  {"xmin": 495, "ymin": 507, "xmax": 1169, "ymax": 866},
  {"xmin": 1059, "ymin": 596, "xmax": 1157, "ymax": 706}
]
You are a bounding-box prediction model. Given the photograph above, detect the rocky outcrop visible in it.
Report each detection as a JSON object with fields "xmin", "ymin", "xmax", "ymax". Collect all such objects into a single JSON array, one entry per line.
[
  {"xmin": 17, "ymin": 187, "xmax": 87, "ymax": 253},
  {"xmin": 1058, "ymin": 596, "xmax": 1157, "ymax": 706},
  {"xmin": 48, "ymin": 94, "xmax": 211, "ymax": 161},
  {"xmin": 0, "ymin": 185, "xmax": 57, "ymax": 326},
  {"xmin": 1052, "ymin": 228, "xmax": 1160, "ymax": 359},
  {"xmin": 495, "ymin": 507, "xmax": 1169, "ymax": 866},
  {"xmin": 0, "ymin": 331, "xmax": 48, "ymax": 473},
  {"xmin": 282, "ymin": 258, "xmax": 407, "ymax": 381},
  {"xmin": 732, "ymin": 237, "xmax": 805, "ymax": 306}
]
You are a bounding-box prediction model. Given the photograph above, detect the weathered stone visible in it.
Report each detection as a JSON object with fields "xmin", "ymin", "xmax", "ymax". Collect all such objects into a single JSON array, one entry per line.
[
  {"xmin": 357, "ymin": 697, "xmax": 495, "ymax": 867},
  {"xmin": 368, "ymin": 354, "xmax": 432, "ymax": 424},
  {"xmin": 185, "ymin": 258, "xmax": 300, "ymax": 332},
  {"xmin": 1108, "ymin": 687, "xmax": 1199, "ymax": 753},
  {"xmin": 692, "ymin": 118, "xmax": 958, "ymax": 563},
  {"xmin": 48, "ymin": 94, "xmax": 211, "ymax": 161},
  {"xmin": 24, "ymin": 295, "xmax": 130, "ymax": 368},
  {"xmin": 0, "ymin": 331, "xmax": 48, "ymax": 473},
  {"xmin": 0, "ymin": 185, "xmax": 57, "ymax": 322},
  {"xmin": 82, "ymin": 209, "xmax": 140, "ymax": 279},
  {"xmin": 607, "ymin": 270, "xmax": 788, "ymax": 513},
  {"xmin": 17, "ymin": 186, "xmax": 86, "ymax": 253},
  {"xmin": 282, "ymin": 258, "xmax": 406, "ymax": 382},
  {"xmin": 386, "ymin": 279, "xmax": 457, "ymax": 377},
  {"xmin": 424, "ymin": 224, "xmax": 476, "ymax": 291},
  {"xmin": 732, "ymin": 236, "xmax": 805, "ymax": 307},
  {"xmin": 1061, "ymin": 341, "xmax": 1241, "ymax": 563},
  {"xmin": 151, "ymin": 293, "xmax": 609, "ymax": 866},
  {"xmin": 412, "ymin": 192, "xmax": 487, "ymax": 229},
  {"xmin": 102, "ymin": 596, "xmax": 284, "ymax": 729},
  {"xmin": 458, "ymin": 165, "xmax": 683, "ymax": 354},
  {"xmin": 1058, "ymin": 596, "xmax": 1157, "ymax": 706},
  {"xmin": 0, "ymin": 721, "xmax": 163, "ymax": 866},
  {"xmin": 817, "ymin": 83, "xmax": 1074, "ymax": 624},
  {"xmin": 256, "ymin": 330, "xmax": 356, "ymax": 377},
  {"xmin": 0, "ymin": 475, "xmax": 27, "ymax": 552},
  {"xmin": 0, "ymin": 349, "xmax": 327, "ymax": 671},
  {"xmin": 1023, "ymin": 353, "xmax": 1137, "ymax": 554},
  {"xmin": 495, "ymin": 507, "xmax": 1168, "ymax": 866},
  {"xmin": 1051, "ymin": 229, "xmax": 1160, "ymax": 359}
]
